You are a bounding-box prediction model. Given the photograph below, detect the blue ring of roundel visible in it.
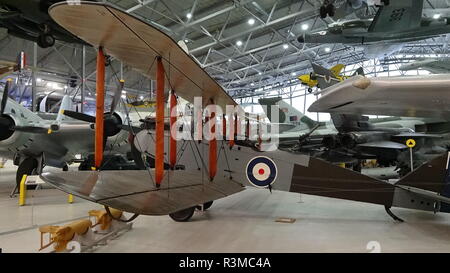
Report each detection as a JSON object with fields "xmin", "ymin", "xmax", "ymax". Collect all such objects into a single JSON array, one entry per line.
[{"xmin": 246, "ymin": 157, "xmax": 277, "ymax": 187}]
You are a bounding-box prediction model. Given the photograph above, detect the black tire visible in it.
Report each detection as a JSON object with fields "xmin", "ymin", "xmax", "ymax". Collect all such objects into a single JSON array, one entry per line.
[
  {"xmin": 62, "ymin": 165, "xmax": 68, "ymax": 172},
  {"xmin": 319, "ymin": 5, "xmax": 327, "ymax": 19},
  {"xmin": 326, "ymin": 4, "xmax": 335, "ymax": 17},
  {"xmin": 169, "ymin": 206, "xmax": 196, "ymax": 222},
  {"xmin": 16, "ymin": 158, "xmax": 38, "ymax": 190},
  {"xmin": 307, "ymin": 87, "xmax": 313, "ymax": 93},
  {"xmin": 196, "ymin": 201, "xmax": 213, "ymax": 211},
  {"xmin": 37, "ymin": 34, "xmax": 55, "ymax": 48}
]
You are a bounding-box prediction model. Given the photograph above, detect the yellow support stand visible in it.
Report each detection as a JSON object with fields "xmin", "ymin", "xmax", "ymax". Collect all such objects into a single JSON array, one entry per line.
[
  {"xmin": 19, "ymin": 175, "xmax": 27, "ymax": 206},
  {"xmin": 68, "ymin": 194, "xmax": 74, "ymax": 204},
  {"xmin": 338, "ymin": 163, "xmax": 346, "ymax": 168}
]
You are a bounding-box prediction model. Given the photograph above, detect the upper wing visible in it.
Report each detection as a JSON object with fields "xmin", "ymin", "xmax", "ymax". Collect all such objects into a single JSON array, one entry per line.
[
  {"xmin": 48, "ymin": 2, "xmax": 237, "ymax": 109},
  {"xmin": 368, "ymin": 0, "xmax": 423, "ymax": 33},
  {"xmin": 308, "ymin": 75, "xmax": 450, "ymax": 120}
]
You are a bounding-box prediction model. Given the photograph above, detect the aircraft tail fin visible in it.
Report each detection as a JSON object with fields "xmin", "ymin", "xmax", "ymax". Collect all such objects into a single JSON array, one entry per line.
[
  {"xmin": 352, "ymin": 67, "xmax": 365, "ymax": 76},
  {"xmin": 395, "ymin": 152, "xmax": 448, "ymax": 194},
  {"xmin": 330, "ymin": 64, "xmax": 345, "ymax": 77},
  {"xmin": 258, "ymin": 97, "xmax": 318, "ymax": 131},
  {"xmin": 56, "ymin": 95, "xmax": 73, "ymax": 122},
  {"xmin": 290, "ymin": 152, "xmax": 450, "ymax": 215}
]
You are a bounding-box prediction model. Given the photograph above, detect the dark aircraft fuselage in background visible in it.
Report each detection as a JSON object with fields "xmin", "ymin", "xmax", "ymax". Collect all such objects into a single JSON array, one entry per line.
[{"xmin": 0, "ymin": 0, "xmax": 90, "ymax": 47}]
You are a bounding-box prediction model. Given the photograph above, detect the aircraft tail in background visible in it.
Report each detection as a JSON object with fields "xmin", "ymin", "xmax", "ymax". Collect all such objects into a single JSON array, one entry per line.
[
  {"xmin": 330, "ymin": 64, "xmax": 345, "ymax": 76},
  {"xmin": 258, "ymin": 97, "xmax": 318, "ymax": 131},
  {"xmin": 56, "ymin": 95, "xmax": 73, "ymax": 122}
]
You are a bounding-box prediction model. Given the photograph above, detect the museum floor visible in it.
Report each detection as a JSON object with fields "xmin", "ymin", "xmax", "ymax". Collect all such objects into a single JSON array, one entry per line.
[{"xmin": 0, "ymin": 161, "xmax": 449, "ymax": 253}]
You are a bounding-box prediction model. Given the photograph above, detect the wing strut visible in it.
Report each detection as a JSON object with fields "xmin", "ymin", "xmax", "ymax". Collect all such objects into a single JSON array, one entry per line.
[
  {"xmin": 155, "ymin": 57, "xmax": 165, "ymax": 187},
  {"xmin": 95, "ymin": 47, "xmax": 105, "ymax": 169},
  {"xmin": 257, "ymin": 114, "xmax": 262, "ymax": 150},
  {"xmin": 169, "ymin": 90, "xmax": 177, "ymax": 169},
  {"xmin": 245, "ymin": 112, "xmax": 250, "ymax": 140},
  {"xmin": 229, "ymin": 113, "xmax": 235, "ymax": 147},
  {"xmin": 222, "ymin": 114, "xmax": 226, "ymax": 140},
  {"xmin": 208, "ymin": 100, "xmax": 217, "ymax": 181}
]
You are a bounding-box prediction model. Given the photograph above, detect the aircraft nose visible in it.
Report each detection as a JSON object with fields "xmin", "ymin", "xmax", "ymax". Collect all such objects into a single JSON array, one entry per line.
[{"xmin": 297, "ymin": 36, "xmax": 304, "ymax": 43}]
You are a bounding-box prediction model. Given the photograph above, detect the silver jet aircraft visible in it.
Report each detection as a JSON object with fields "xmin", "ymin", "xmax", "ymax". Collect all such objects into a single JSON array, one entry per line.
[{"xmin": 399, "ymin": 58, "xmax": 450, "ymax": 74}]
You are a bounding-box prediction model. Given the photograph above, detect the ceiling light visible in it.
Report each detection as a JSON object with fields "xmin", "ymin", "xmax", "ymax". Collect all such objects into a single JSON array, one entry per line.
[
  {"xmin": 139, "ymin": 96, "xmax": 144, "ymax": 100},
  {"xmin": 248, "ymin": 18, "xmax": 255, "ymax": 25},
  {"xmin": 324, "ymin": 47, "xmax": 331, "ymax": 52},
  {"xmin": 36, "ymin": 78, "xmax": 42, "ymax": 82},
  {"xmin": 121, "ymin": 94, "xmax": 126, "ymax": 99},
  {"xmin": 186, "ymin": 13, "xmax": 192, "ymax": 19},
  {"xmin": 250, "ymin": 83, "xmax": 255, "ymax": 86},
  {"xmin": 433, "ymin": 13, "xmax": 441, "ymax": 19},
  {"xmin": 291, "ymin": 72, "xmax": 296, "ymax": 76},
  {"xmin": 184, "ymin": 39, "xmax": 189, "ymax": 43},
  {"xmin": 258, "ymin": 72, "xmax": 262, "ymax": 75},
  {"xmin": 236, "ymin": 40, "xmax": 243, "ymax": 47},
  {"xmin": 228, "ymin": 59, "xmax": 232, "ymax": 62},
  {"xmin": 64, "ymin": 85, "xmax": 68, "ymax": 89},
  {"xmin": 122, "ymin": 90, "xmax": 127, "ymax": 94},
  {"xmin": 301, "ymin": 24, "xmax": 309, "ymax": 31},
  {"xmin": 283, "ymin": 44, "xmax": 289, "ymax": 49}
]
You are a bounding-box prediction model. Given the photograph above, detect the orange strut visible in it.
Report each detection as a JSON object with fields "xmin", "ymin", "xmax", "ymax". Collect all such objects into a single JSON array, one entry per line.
[
  {"xmin": 228, "ymin": 113, "xmax": 234, "ymax": 147},
  {"xmin": 209, "ymin": 105, "xmax": 217, "ymax": 180},
  {"xmin": 94, "ymin": 47, "xmax": 105, "ymax": 169},
  {"xmin": 169, "ymin": 90, "xmax": 177, "ymax": 169},
  {"xmin": 222, "ymin": 114, "xmax": 226, "ymax": 140},
  {"xmin": 155, "ymin": 57, "xmax": 165, "ymax": 187}
]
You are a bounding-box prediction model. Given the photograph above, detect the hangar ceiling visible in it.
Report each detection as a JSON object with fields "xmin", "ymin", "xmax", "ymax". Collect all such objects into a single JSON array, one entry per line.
[{"xmin": 0, "ymin": 0, "xmax": 449, "ymax": 102}]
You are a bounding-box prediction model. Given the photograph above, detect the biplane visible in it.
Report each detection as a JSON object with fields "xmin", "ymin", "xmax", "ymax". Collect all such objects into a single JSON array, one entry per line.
[{"xmin": 40, "ymin": 1, "xmax": 450, "ymax": 222}]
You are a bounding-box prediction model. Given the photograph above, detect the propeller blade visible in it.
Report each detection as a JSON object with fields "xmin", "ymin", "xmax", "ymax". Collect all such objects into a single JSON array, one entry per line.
[
  {"xmin": 110, "ymin": 80, "xmax": 124, "ymax": 114},
  {"xmin": 1, "ymin": 79, "xmax": 11, "ymax": 115},
  {"xmin": 12, "ymin": 126, "xmax": 49, "ymax": 134},
  {"xmin": 63, "ymin": 110, "xmax": 96, "ymax": 123}
]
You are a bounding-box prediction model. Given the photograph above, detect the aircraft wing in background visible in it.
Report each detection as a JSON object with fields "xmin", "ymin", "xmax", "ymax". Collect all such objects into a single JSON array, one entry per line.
[{"xmin": 309, "ymin": 75, "xmax": 450, "ymax": 120}]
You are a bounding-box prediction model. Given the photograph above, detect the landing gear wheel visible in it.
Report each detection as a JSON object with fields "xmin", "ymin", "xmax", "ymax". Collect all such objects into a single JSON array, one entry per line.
[
  {"xmin": 319, "ymin": 5, "xmax": 327, "ymax": 18},
  {"xmin": 62, "ymin": 164, "xmax": 68, "ymax": 172},
  {"xmin": 16, "ymin": 158, "xmax": 38, "ymax": 190},
  {"xmin": 326, "ymin": 4, "xmax": 335, "ymax": 17},
  {"xmin": 307, "ymin": 87, "xmax": 313, "ymax": 93},
  {"xmin": 169, "ymin": 206, "xmax": 196, "ymax": 222},
  {"xmin": 37, "ymin": 33, "xmax": 55, "ymax": 48},
  {"xmin": 196, "ymin": 201, "xmax": 213, "ymax": 211}
]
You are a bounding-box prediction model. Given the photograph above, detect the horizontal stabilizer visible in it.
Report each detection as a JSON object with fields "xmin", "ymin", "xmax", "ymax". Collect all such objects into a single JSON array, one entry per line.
[
  {"xmin": 290, "ymin": 156, "xmax": 395, "ymax": 206},
  {"xmin": 41, "ymin": 170, "xmax": 244, "ymax": 215}
]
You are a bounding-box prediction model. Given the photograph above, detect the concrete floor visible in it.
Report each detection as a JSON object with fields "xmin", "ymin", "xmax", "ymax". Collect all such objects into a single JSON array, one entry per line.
[{"xmin": 0, "ymin": 160, "xmax": 449, "ymax": 253}]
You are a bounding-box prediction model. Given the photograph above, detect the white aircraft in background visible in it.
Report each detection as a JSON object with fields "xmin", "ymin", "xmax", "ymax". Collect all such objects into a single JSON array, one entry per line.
[{"xmin": 399, "ymin": 58, "xmax": 450, "ymax": 74}]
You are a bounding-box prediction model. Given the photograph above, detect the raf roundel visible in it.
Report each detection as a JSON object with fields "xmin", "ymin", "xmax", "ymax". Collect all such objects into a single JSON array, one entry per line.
[{"xmin": 246, "ymin": 156, "xmax": 278, "ymax": 188}]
